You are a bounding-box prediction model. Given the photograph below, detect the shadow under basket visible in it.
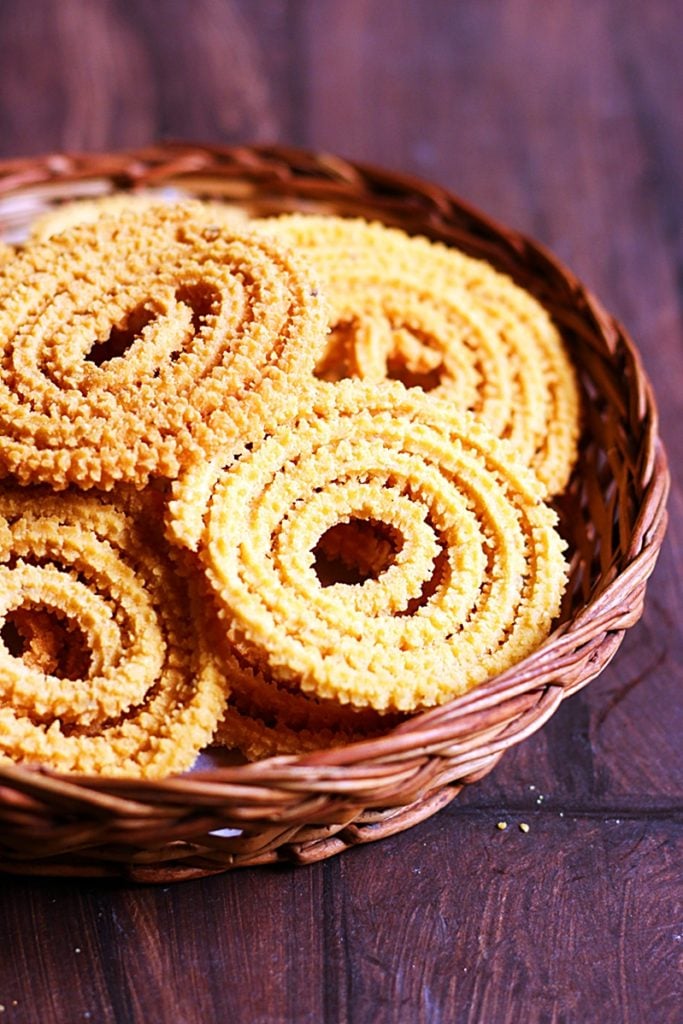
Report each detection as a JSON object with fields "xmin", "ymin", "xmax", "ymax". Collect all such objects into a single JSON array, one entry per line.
[{"xmin": 0, "ymin": 143, "xmax": 670, "ymax": 883}]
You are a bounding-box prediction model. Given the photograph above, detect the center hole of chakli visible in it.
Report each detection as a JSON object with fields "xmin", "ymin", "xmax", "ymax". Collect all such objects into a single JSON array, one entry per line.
[
  {"xmin": 385, "ymin": 327, "xmax": 444, "ymax": 392},
  {"xmin": 1, "ymin": 605, "xmax": 92, "ymax": 681},
  {"xmin": 312, "ymin": 518, "xmax": 403, "ymax": 586},
  {"xmin": 86, "ymin": 303, "xmax": 157, "ymax": 365},
  {"xmin": 175, "ymin": 282, "xmax": 220, "ymax": 334},
  {"xmin": 314, "ymin": 322, "xmax": 357, "ymax": 382}
]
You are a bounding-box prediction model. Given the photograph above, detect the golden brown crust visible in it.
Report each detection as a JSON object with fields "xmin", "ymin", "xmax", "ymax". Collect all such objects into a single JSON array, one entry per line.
[
  {"xmin": 0, "ymin": 204, "xmax": 576, "ymax": 772},
  {"xmin": 0, "ymin": 485, "xmax": 227, "ymax": 777},
  {"xmin": 28, "ymin": 192, "xmax": 248, "ymax": 242},
  {"xmin": 0, "ymin": 203, "xmax": 327, "ymax": 490},
  {"xmin": 170, "ymin": 380, "xmax": 568, "ymax": 713},
  {"xmin": 213, "ymin": 637, "xmax": 401, "ymax": 759},
  {"xmin": 252, "ymin": 214, "xmax": 580, "ymax": 495}
]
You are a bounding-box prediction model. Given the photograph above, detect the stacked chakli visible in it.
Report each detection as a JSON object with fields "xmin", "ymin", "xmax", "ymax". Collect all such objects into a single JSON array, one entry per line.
[{"xmin": 0, "ymin": 199, "xmax": 579, "ymax": 777}]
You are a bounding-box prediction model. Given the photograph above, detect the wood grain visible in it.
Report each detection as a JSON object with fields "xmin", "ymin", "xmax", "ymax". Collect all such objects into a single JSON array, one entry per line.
[
  {"xmin": 1, "ymin": 813, "xmax": 681, "ymax": 1023},
  {"xmin": 0, "ymin": 1, "xmax": 681, "ymax": 1022}
]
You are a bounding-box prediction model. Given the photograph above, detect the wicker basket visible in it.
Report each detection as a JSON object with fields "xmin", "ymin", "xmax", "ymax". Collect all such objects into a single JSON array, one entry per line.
[{"xmin": 0, "ymin": 143, "xmax": 669, "ymax": 882}]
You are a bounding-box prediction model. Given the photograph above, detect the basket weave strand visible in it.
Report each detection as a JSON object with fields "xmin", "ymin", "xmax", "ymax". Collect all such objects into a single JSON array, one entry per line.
[{"xmin": 0, "ymin": 143, "xmax": 669, "ymax": 881}]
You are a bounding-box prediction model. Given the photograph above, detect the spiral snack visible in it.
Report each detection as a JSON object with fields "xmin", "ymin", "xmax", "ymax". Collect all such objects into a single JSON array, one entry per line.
[
  {"xmin": 0, "ymin": 486, "xmax": 227, "ymax": 777},
  {"xmin": 213, "ymin": 641, "xmax": 401, "ymax": 759},
  {"xmin": 215, "ymin": 703, "xmax": 386, "ymax": 760},
  {"xmin": 29, "ymin": 193, "xmax": 248, "ymax": 241},
  {"xmin": 0, "ymin": 203, "xmax": 326, "ymax": 489},
  {"xmin": 253, "ymin": 214, "xmax": 580, "ymax": 495},
  {"xmin": 170, "ymin": 380, "xmax": 568, "ymax": 712}
]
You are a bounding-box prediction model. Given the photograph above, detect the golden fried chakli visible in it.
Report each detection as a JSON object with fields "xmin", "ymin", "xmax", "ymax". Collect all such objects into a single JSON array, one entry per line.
[
  {"xmin": 170, "ymin": 380, "xmax": 568, "ymax": 712},
  {"xmin": 213, "ymin": 641, "xmax": 401, "ymax": 759},
  {"xmin": 0, "ymin": 487, "xmax": 227, "ymax": 777},
  {"xmin": 0, "ymin": 203, "xmax": 326, "ymax": 489},
  {"xmin": 253, "ymin": 214, "xmax": 580, "ymax": 495},
  {"xmin": 214, "ymin": 704, "xmax": 384, "ymax": 760},
  {"xmin": 28, "ymin": 193, "xmax": 248, "ymax": 242}
]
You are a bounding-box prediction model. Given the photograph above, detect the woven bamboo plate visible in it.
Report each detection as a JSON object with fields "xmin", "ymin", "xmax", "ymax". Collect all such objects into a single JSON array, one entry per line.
[{"xmin": 0, "ymin": 143, "xmax": 669, "ymax": 883}]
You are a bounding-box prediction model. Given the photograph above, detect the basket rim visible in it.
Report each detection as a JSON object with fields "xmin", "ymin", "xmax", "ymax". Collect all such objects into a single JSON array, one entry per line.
[{"xmin": 0, "ymin": 141, "xmax": 670, "ymax": 815}]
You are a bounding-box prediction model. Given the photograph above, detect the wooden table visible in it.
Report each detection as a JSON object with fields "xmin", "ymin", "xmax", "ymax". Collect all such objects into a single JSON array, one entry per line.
[{"xmin": 0, "ymin": 2, "xmax": 681, "ymax": 1021}]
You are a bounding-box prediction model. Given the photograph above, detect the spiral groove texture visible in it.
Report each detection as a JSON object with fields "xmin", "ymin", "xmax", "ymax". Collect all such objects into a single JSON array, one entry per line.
[
  {"xmin": 0, "ymin": 204, "xmax": 327, "ymax": 489},
  {"xmin": 253, "ymin": 215, "xmax": 580, "ymax": 495},
  {"xmin": 170, "ymin": 381, "xmax": 568, "ymax": 713},
  {"xmin": 0, "ymin": 487, "xmax": 227, "ymax": 776}
]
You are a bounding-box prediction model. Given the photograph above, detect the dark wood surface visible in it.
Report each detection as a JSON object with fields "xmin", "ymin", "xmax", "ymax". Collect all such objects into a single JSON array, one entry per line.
[{"xmin": 0, "ymin": 2, "xmax": 681, "ymax": 1022}]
